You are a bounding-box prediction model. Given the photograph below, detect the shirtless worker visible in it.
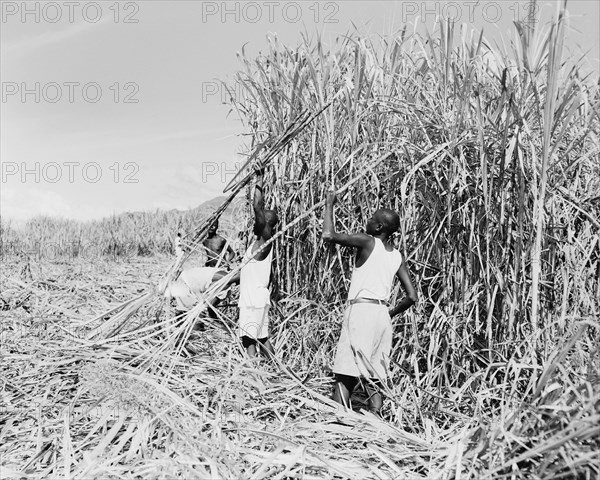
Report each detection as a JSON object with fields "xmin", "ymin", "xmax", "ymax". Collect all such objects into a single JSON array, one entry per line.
[
  {"xmin": 203, "ymin": 218, "xmax": 235, "ymax": 268},
  {"xmin": 169, "ymin": 219, "xmax": 235, "ymax": 320},
  {"xmin": 322, "ymin": 190, "xmax": 418, "ymax": 415},
  {"xmin": 238, "ymin": 168, "xmax": 277, "ymax": 358},
  {"xmin": 200, "ymin": 218, "xmax": 236, "ymax": 318}
]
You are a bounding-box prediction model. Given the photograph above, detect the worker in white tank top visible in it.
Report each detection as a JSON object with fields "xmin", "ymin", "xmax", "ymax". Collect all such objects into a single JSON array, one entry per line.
[
  {"xmin": 239, "ymin": 240, "xmax": 273, "ymax": 308},
  {"xmin": 323, "ymin": 190, "xmax": 418, "ymax": 415},
  {"xmin": 238, "ymin": 168, "xmax": 278, "ymax": 358},
  {"xmin": 347, "ymin": 238, "xmax": 402, "ymax": 301}
]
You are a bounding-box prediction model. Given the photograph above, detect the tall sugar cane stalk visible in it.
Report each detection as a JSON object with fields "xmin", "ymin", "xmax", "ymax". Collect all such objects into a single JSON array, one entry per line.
[{"xmin": 531, "ymin": 1, "xmax": 566, "ymax": 342}]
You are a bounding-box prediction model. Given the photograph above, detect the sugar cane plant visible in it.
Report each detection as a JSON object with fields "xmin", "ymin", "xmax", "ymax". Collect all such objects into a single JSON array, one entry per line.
[{"xmin": 1, "ymin": 6, "xmax": 598, "ymax": 479}]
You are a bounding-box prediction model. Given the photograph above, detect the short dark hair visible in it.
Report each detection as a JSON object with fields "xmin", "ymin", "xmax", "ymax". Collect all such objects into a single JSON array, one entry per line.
[{"xmin": 374, "ymin": 208, "xmax": 400, "ymax": 235}]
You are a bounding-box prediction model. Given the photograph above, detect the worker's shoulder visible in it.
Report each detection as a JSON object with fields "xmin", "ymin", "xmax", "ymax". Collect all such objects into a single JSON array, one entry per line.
[
  {"xmin": 214, "ymin": 234, "xmax": 227, "ymax": 246},
  {"xmin": 204, "ymin": 234, "xmax": 226, "ymax": 244}
]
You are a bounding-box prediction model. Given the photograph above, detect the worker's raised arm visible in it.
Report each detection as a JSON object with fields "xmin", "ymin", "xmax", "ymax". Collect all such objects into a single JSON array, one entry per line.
[
  {"xmin": 322, "ymin": 190, "xmax": 371, "ymax": 249},
  {"xmin": 252, "ymin": 169, "xmax": 267, "ymax": 237}
]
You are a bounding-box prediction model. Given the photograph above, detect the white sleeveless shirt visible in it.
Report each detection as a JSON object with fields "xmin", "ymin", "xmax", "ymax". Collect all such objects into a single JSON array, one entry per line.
[
  {"xmin": 238, "ymin": 241, "xmax": 273, "ymax": 308},
  {"xmin": 347, "ymin": 238, "xmax": 402, "ymax": 301}
]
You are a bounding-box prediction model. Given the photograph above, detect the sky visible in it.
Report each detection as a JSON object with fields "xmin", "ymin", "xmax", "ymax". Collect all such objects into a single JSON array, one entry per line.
[{"xmin": 1, "ymin": 0, "xmax": 598, "ymax": 224}]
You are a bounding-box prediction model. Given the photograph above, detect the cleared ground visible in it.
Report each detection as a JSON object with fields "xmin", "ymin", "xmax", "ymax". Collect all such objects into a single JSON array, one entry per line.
[{"xmin": 1, "ymin": 257, "xmax": 598, "ymax": 479}]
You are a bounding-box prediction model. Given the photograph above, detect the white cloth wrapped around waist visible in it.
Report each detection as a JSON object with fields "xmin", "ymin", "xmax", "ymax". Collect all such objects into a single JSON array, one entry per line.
[{"xmin": 164, "ymin": 267, "xmax": 228, "ymax": 310}]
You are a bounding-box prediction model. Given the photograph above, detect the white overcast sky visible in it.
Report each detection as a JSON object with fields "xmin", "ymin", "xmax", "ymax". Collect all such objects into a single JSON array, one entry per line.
[{"xmin": 1, "ymin": 0, "xmax": 598, "ymax": 223}]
